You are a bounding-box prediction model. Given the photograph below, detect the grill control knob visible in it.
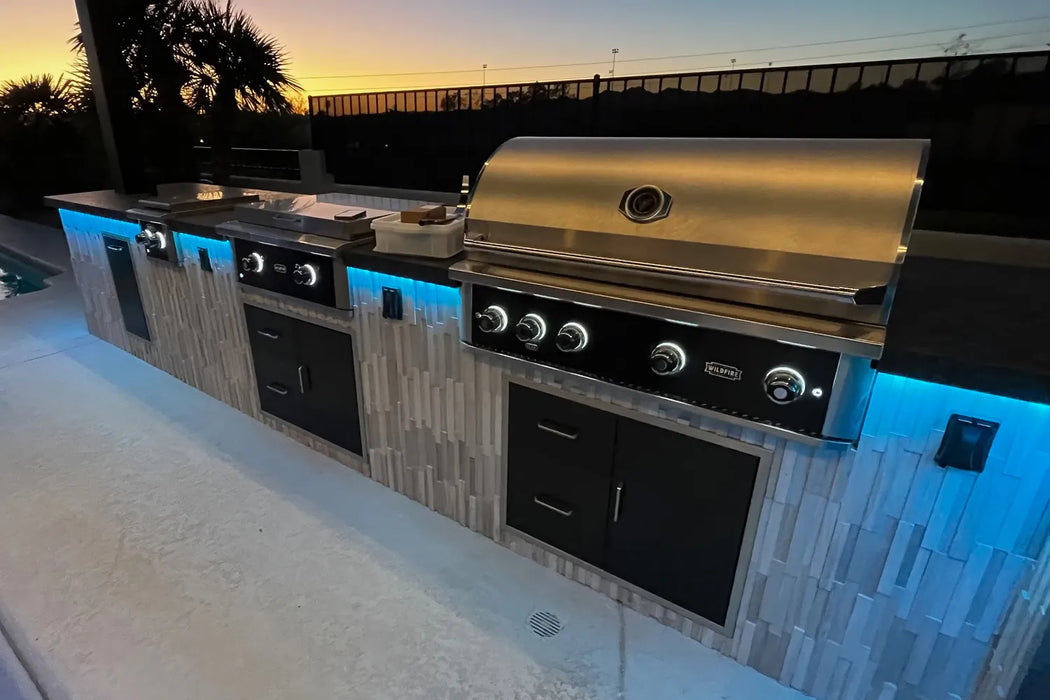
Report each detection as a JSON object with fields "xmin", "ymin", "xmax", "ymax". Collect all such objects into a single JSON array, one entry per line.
[
  {"xmin": 514, "ymin": 313, "xmax": 547, "ymax": 343},
  {"xmin": 650, "ymin": 342, "xmax": 686, "ymax": 376},
  {"xmin": 135, "ymin": 227, "xmax": 166, "ymax": 252},
  {"xmin": 555, "ymin": 322, "xmax": 588, "ymax": 352},
  {"xmin": 241, "ymin": 252, "xmax": 264, "ymax": 273},
  {"xmin": 477, "ymin": 305, "xmax": 509, "ymax": 333},
  {"xmin": 292, "ymin": 263, "xmax": 319, "ymax": 286},
  {"xmin": 764, "ymin": 367, "xmax": 806, "ymax": 404}
]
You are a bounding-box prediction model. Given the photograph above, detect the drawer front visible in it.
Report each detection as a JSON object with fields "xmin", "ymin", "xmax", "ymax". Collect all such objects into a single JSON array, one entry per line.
[
  {"xmin": 252, "ymin": 354, "xmax": 305, "ymax": 427},
  {"xmin": 243, "ymin": 304, "xmax": 297, "ymax": 362},
  {"xmin": 507, "ymin": 455, "xmax": 612, "ymax": 566},
  {"xmin": 506, "ymin": 383, "xmax": 617, "ymax": 479},
  {"xmin": 506, "ymin": 383, "xmax": 618, "ymax": 565}
]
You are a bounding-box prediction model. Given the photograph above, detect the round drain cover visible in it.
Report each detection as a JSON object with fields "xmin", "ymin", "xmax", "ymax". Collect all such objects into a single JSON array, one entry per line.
[{"xmin": 528, "ymin": 610, "xmax": 563, "ymax": 638}]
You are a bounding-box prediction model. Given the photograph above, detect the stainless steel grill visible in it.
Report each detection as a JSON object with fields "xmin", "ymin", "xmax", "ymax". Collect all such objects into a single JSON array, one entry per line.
[{"xmin": 451, "ymin": 137, "xmax": 929, "ymax": 444}]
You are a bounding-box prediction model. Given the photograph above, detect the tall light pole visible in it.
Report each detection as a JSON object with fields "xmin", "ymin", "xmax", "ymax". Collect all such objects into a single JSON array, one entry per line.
[
  {"xmin": 610, "ymin": 48, "xmax": 619, "ymax": 77},
  {"xmin": 482, "ymin": 64, "xmax": 488, "ymax": 87}
]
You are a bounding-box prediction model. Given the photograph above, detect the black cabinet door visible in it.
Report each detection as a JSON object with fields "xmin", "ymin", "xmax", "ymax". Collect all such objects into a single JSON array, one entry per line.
[
  {"xmin": 103, "ymin": 236, "xmax": 150, "ymax": 341},
  {"xmin": 295, "ymin": 319, "xmax": 363, "ymax": 455},
  {"xmin": 506, "ymin": 384, "xmax": 617, "ymax": 565},
  {"xmin": 604, "ymin": 418, "xmax": 761, "ymax": 627}
]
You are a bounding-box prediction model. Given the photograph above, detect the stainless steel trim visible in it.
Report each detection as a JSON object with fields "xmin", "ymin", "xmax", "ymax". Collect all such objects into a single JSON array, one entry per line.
[
  {"xmin": 459, "ymin": 282, "xmax": 474, "ymax": 344},
  {"xmin": 297, "ymin": 365, "xmax": 307, "ymax": 394},
  {"xmin": 257, "ymin": 329, "xmax": 280, "ymax": 340},
  {"xmin": 451, "ymin": 260, "xmax": 884, "ymax": 358},
  {"xmin": 532, "ymin": 496, "xmax": 573, "ymax": 517},
  {"xmin": 240, "ymin": 285, "xmax": 355, "ymax": 319},
  {"xmin": 265, "ymin": 383, "xmax": 289, "ymax": 396},
  {"xmin": 536, "ymin": 420, "xmax": 578, "ymax": 440},
  {"xmin": 465, "ymin": 238, "xmax": 871, "ymax": 304},
  {"xmin": 218, "ymin": 220, "xmax": 370, "ymax": 257},
  {"xmin": 613, "ymin": 483, "xmax": 624, "ymax": 523},
  {"xmin": 821, "ymin": 354, "xmax": 878, "ymax": 441},
  {"xmin": 499, "ymin": 376, "xmax": 777, "ymax": 639},
  {"xmin": 482, "ymin": 346, "xmax": 853, "ymax": 447},
  {"xmin": 333, "ymin": 259, "xmax": 352, "ymax": 311}
]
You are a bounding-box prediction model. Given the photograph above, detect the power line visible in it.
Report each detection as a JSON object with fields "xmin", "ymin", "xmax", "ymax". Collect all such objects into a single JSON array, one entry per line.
[
  {"xmin": 306, "ymin": 30, "xmax": 1050, "ymax": 95},
  {"xmin": 299, "ymin": 15, "xmax": 1050, "ymax": 81}
]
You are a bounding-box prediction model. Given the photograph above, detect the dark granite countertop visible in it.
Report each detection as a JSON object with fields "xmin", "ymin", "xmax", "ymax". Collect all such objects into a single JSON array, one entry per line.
[
  {"xmin": 46, "ymin": 187, "xmax": 465, "ymax": 287},
  {"xmin": 342, "ymin": 247, "xmax": 464, "ymax": 287},
  {"xmin": 44, "ymin": 187, "xmax": 286, "ymax": 239},
  {"xmin": 45, "ymin": 188, "xmax": 1050, "ymax": 403},
  {"xmin": 881, "ymin": 230, "xmax": 1050, "ymax": 404}
]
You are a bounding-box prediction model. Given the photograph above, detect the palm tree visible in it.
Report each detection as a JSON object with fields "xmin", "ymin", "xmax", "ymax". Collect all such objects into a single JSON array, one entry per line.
[
  {"xmin": 70, "ymin": 1, "xmax": 201, "ymax": 181},
  {"xmin": 0, "ymin": 75, "xmax": 76, "ymax": 127},
  {"xmin": 183, "ymin": 0, "xmax": 299, "ymax": 183},
  {"xmin": 69, "ymin": 1, "xmax": 195, "ymax": 112}
]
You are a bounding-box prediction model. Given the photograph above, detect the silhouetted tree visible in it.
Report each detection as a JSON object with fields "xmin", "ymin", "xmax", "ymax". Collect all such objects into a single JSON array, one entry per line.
[
  {"xmin": 0, "ymin": 75, "xmax": 105, "ymax": 212},
  {"xmin": 183, "ymin": 0, "xmax": 299, "ymax": 183},
  {"xmin": 0, "ymin": 75, "xmax": 76, "ymax": 126}
]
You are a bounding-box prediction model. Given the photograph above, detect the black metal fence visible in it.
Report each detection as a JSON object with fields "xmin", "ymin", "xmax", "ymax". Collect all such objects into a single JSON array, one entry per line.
[{"xmin": 310, "ymin": 51, "xmax": 1050, "ymax": 238}]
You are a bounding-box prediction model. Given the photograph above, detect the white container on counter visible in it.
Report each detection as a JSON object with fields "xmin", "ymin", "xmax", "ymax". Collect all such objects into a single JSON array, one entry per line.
[{"xmin": 371, "ymin": 213, "xmax": 464, "ymax": 259}]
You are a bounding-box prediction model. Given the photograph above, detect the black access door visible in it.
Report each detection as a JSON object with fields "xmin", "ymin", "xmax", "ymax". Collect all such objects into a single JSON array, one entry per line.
[
  {"xmin": 604, "ymin": 418, "xmax": 761, "ymax": 626},
  {"xmin": 505, "ymin": 384, "xmax": 617, "ymax": 566},
  {"xmin": 102, "ymin": 236, "xmax": 150, "ymax": 341},
  {"xmin": 296, "ymin": 319, "xmax": 362, "ymax": 455}
]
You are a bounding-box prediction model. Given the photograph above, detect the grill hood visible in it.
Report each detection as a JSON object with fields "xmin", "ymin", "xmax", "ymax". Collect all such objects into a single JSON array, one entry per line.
[{"xmin": 464, "ymin": 137, "xmax": 928, "ymax": 327}]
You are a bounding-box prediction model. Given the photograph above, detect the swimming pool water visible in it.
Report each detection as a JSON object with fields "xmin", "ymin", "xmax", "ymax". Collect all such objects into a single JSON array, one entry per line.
[{"xmin": 0, "ymin": 250, "xmax": 48, "ymax": 299}]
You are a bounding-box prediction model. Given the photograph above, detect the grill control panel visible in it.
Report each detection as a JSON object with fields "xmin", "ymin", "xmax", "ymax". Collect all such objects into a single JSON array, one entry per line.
[
  {"xmin": 467, "ymin": 285, "xmax": 848, "ymax": 439},
  {"xmin": 233, "ymin": 238, "xmax": 341, "ymax": 308}
]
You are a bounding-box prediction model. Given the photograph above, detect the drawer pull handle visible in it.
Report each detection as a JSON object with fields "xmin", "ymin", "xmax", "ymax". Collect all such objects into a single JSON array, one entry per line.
[
  {"xmin": 257, "ymin": 329, "xmax": 281, "ymax": 340},
  {"xmin": 297, "ymin": 364, "xmax": 310, "ymax": 393},
  {"xmin": 613, "ymin": 482, "xmax": 624, "ymax": 523},
  {"xmin": 533, "ymin": 496, "xmax": 573, "ymax": 517},
  {"xmin": 537, "ymin": 419, "xmax": 578, "ymax": 440},
  {"xmin": 265, "ymin": 383, "xmax": 289, "ymax": 396},
  {"xmin": 106, "ymin": 245, "xmax": 124, "ymax": 252}
]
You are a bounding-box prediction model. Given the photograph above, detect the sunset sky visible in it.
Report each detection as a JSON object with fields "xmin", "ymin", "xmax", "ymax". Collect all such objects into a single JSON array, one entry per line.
[{"xmin": 2, "ymin": 1, "xmax": 1049, "ymax": 94}]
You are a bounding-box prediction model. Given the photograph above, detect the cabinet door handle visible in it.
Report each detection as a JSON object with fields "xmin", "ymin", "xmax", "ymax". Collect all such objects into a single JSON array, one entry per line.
[
  {"xmin": 613, "ymin": 482, "xmax": 624, "ymax": 523},
  {"xmin": 265, "ymin": 382, "xmax": 289, "ymax": 396},
  {"xmin": 297, "ymin": 365, "xmax": 310, "ymax": 393},
  {"xmin": 106, "ymin": 245, "xmax": 124, "ymax": 252},
  {"xmin": 536, "ymin": 419, "xmax": 578, "ymax": 440},
  {"xmin": 533, "ymin": 496, "xmax": 573, "ymax": 517},
  {"xmin": 256, "ymin": 329, "xmax": 280, "ymax": 340}
]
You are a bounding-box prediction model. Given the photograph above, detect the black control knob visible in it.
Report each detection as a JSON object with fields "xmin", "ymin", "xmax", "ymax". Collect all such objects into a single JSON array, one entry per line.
[
  {"xmin": 241, "ymin": 252, "xmax": 264, "ymax": 273},
  {"xmin": 650, "ymin": 342, "xmax": 686, "ymax": 376},
  {"xmin": 514, "ymin": 313, "xmax": 547, "ymax": 343},
  {"xmin": 292, "ymin": 263, "xmax": 318, "ymax": 286},
  {"xmin": 476, "ymin": 305, "xmax": 509, "ymax": 333},
  {"xmin": 555, "ymin": 322, "xmax": 588, "ymax": 352},
  {"xmin": 764, "ymin": 367, "xmax": 806, "ymax": 404}
]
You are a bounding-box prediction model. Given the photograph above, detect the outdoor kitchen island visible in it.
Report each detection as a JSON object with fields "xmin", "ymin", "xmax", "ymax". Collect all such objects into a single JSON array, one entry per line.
[{"xmin": 45, "ymin": 156, "xmax": 1050, "ymax": 700}]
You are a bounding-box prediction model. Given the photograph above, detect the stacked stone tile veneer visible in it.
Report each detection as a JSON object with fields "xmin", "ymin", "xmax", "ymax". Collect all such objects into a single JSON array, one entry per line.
[{"xmin": 59, "ymin": 210, "xmax": 1050, "ymax": 700}]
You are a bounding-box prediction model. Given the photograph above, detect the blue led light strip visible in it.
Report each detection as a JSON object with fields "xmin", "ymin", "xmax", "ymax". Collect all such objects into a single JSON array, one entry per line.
[
  {"xmin": 58, "ymin": 209, "xmax": 139, "ymax": 241},
  {"xmin": 173, "ymin": 231, "xmax": 234, "ymax": 267},
  {"xmin": 347, "ymin": 266, "xmax": 461, "ymax": 316},
  {"xmin": 867, "ymin": 372, "xmax": 1049, "ymax": 452}
]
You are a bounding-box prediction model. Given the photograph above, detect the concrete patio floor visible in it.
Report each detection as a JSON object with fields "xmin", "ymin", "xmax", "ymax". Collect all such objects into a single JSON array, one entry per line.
[{"xmin": 0, "ymin": 215, "xmax": 809, "ymax": 700}]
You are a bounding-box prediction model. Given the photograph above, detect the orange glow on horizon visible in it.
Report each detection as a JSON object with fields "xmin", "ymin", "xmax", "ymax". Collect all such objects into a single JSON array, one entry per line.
[{"xmin": 3, "ymin": 1, "xmax": 1049, "ymax": 95}]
